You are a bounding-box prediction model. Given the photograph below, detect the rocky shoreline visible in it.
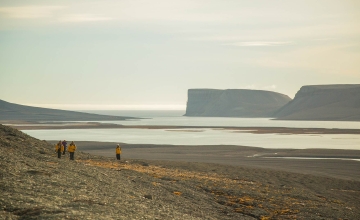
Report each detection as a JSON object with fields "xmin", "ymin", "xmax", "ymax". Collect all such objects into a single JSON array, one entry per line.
[{"xmin": 1, "ymin": 124, "xmax": 360, "ymax": 219}]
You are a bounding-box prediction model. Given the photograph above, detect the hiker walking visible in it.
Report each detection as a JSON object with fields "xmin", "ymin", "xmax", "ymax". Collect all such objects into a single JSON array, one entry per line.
[
  {"xmin": 68, "ymin": 141, "xmax": 77, "ymax": 160},
  {"xmin": 62, "ymin": 140, "xmax": 67, "ymax": 155},
  {"xmin": 116, "ymin": 144, "xmax": 121, "ymax": 160},
  {"xmin": 55, "ymin": 141, "xmax": 64, "ymax": 159}
]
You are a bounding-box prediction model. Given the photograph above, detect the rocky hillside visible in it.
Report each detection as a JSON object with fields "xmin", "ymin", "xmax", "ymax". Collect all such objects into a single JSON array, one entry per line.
[
  {"xmin": 274, "ymin": 84, "xmax": 360, "ymax": 121},
  {"xmin": 1, "ymin": 124, "xmax": 360, "ymax": 219},
  {"xmin": 0, "ymin": 99, "xmax": 135, "ymax": 121},
  {"xmin": 184, "ymin": 89, "xmax": 291, "ymax": 117}
]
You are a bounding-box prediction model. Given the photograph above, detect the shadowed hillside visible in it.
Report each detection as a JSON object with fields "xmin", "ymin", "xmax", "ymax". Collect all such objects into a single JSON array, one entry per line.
[
  {"xmin": 184, "ymin": 89, "xmax": 291, "ymax": 117},
  {"xmin": 274, "ymin": 84, "xmax": 360, "ymax": 121},
  {"xmin": 0, "ymin": 99, "xmax": 135, "ymax": 121}
]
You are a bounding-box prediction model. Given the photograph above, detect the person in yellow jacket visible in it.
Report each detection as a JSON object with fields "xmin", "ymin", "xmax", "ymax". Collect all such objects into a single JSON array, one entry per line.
[
  {"xmin": 68, "ymin": 141, "xmax": 77, "ymax": 160},
  {"xmin": 55, "ymin": 141, "xmax": 64, "ymax": 159},
  {"xmin": 116, "ymin": 144, "xmax": 121, "ymax": 160}
]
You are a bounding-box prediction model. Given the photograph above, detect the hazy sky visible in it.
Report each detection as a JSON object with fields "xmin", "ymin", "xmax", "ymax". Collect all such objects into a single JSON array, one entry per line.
[{"xmin": 1, "ymin": 0, "xmax": 359, "ymax": 110}]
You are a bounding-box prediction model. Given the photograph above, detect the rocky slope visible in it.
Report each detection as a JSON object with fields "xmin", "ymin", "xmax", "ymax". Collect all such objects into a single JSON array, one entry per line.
[
  {"xmin": 1, "ymin": 124, "xmax": 360, "ymax": 219},
  {"xmin": 0, "ymin": 99, "xmax": 135, "ymax": 121},
  {"xmin": 274, "ymin": 84, "xmax": 360, "ymax": 121},
  {"xmin": 184, "ymin": 89, "xmax": 291, "ymax": 117}
]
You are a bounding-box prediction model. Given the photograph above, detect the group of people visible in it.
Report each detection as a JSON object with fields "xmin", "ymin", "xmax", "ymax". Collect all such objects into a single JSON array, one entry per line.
[
  {"xmin": 55, "ymin": 141, "xmax": 122, "ymax": 161},
  {"xmin": 55, "ymin": 140, "xmax": 77, "ymax": 160}
]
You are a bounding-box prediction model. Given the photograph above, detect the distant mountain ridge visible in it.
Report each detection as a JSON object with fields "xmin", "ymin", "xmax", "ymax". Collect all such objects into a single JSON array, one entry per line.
[
  {"xmin": 0, "ymin": 99, "xmax": 135, "ymax": 121},
  {"xmin": 184, "ymin": 89, "xmax": 291, "ymax": 117},
  {"xmin": 273, "ymin": 84, "xmax": 360, "ymax": 121}
]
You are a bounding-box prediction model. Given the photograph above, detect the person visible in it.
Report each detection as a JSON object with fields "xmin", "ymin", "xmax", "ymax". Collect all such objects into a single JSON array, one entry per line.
[
  {"xmin": 62, "ymin": 140, "xmax": 68, "ymax": 155},
  {"xmin": 68, "ymin": 141, "xmax": 77, "ymax": 160},
  {"xmin": 55, "ymin": 141, "xmax": 64, "ymax": 159},
  {"xmin": 116, "ymin": 144, "xmax": 121, "ymax": 160}
]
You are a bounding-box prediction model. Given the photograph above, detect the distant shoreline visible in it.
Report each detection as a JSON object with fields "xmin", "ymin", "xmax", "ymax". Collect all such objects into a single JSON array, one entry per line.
[{"xmin": 6, "ymin": 121, "xmax": 360, "ymax": 135}]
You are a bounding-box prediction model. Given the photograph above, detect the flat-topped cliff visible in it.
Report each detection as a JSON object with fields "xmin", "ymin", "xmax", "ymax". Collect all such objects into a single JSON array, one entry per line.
[
  {"xmin": 0, "ymin": 99, "xmax": 135, "ymax": 121},
  {"xmin": 184, "ymin": 89, "xmax": 291, "ymax": 117},
  {"xmin": 274, "ymin": 84, "xmax": 360, "ymax": 121}
]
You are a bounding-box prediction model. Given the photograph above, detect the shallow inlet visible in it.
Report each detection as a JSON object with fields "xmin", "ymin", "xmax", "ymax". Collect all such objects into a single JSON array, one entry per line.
[
  {"xmin": 23, "ymin": 128, "xmax": 360, "ymax": 150},
  {"xmin": 262, "ymin": 157, "xmax": 360, "ymax": 162}
]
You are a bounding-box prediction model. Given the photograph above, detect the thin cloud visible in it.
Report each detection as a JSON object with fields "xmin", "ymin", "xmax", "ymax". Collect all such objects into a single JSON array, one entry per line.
[
  {"xmin": 252, "ymin": 43, "xmax": 360, "ymax": 76},
  {"xmin": 224, "ymin": 41, "xmax": 293, "ymax": 47},
  {"xmin": 58, "ymin": 14, "xmax": 114, "ymax": 23},
  {"xmin": 311, "ymin": 38, "xmax": 337, "ymax": 42},
  {"xmin": 263, "ymin": 85, "xmax": 277, "ymax": 90},
  {"xmin": 0, "ymin": 6, "xmax": 65, "ymax": 19},
  {"xmin": 244, "ymin": 84, "xmax": 256, "ymax": 89},
  {"xmin": 243, "ymin": 84, "xmax": 277, "ymax": 91}
]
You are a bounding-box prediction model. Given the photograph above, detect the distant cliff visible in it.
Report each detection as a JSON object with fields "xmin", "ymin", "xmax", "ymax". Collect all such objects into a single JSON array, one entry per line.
[
  {"xmin": 273, "ymin": 84, "xmax": 360, "ymax": 121},
  {"xmin": 0, "ymin": 99, "xmax": 135, "ymax": 121},
  {"xmin": 184, "ymin": 89, "xmax": 291, "ymax": 117}
]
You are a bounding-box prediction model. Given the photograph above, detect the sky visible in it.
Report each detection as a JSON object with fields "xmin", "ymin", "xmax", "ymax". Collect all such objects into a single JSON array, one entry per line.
[{"xmin": 0, "ymin": 0, "xmax": 359, "ymax": 110}]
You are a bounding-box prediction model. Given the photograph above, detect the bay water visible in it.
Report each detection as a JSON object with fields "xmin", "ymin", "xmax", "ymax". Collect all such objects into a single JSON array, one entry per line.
[{"xmin": 22, "ymin": 110, "xmax": 360, "ymax": 150}]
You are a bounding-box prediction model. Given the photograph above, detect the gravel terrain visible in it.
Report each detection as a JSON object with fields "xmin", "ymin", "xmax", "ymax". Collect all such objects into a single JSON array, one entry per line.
[
  {"xmin": 1, "ymin": 124, "xmax": 360, "ymax": 219},
  {"xmin": 74, "ymin": 141, "xmax": 360, "ymax": 181}
]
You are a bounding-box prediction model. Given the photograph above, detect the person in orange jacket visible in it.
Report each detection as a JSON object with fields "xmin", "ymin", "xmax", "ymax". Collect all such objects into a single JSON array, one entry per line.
[
  {"xmin": 55, "ymin": 141, "xmax": 64, "ymax": 159},
  {"xmin": 116, "ymin": 144, "xmax": 121, "ymax": 160},
  {"xmin": 68, "ymin": 141, "xmax": 77, "ymax": 160}
]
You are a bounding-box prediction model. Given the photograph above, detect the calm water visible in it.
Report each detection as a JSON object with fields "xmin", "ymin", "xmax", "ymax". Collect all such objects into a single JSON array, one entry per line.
[
  {"xmin": 24, "ymin": 128, "xmax": 360, "ymax": 150},
  {"xmin": 22, "ymin": 110, "xmax": 360, "ymax": 150},
  {"xmin": 81, "ymin": 110, "xmax": 360, "ymax": 129}
]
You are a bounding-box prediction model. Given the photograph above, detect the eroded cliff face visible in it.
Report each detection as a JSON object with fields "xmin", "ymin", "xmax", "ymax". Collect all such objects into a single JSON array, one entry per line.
[
  {"xmin": 184, "ymin": 89, "xmax": 291, "ymax": 117},
  {"xmin": 274, "ymin": 84, "xmax": 360, "ymax": 121}
]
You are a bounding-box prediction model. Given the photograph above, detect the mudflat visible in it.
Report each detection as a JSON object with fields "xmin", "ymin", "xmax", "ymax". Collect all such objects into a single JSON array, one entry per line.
[{"xmin": 51, "ymin": 141, "xmax": 360, "ymax": 182}]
